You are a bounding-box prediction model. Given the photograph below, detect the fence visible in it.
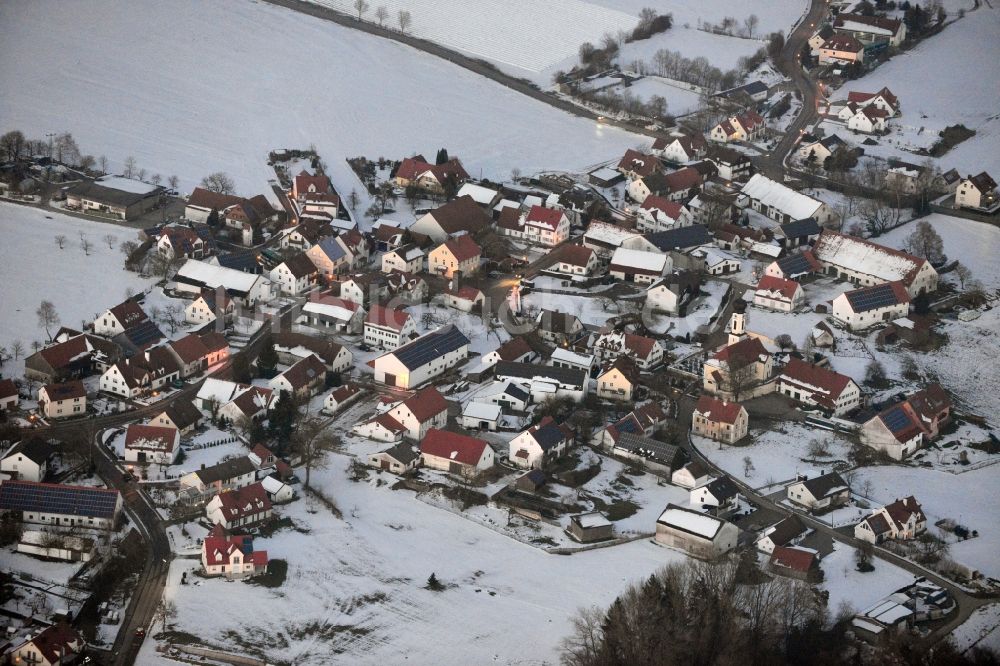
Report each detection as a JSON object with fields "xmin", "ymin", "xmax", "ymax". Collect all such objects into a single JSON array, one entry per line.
[{"xmin": 186, "ymin": 436, "xmax": 240, "ymax": 450}]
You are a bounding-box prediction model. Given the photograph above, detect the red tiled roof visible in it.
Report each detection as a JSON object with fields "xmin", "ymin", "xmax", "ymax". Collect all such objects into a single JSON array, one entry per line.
[
  {"xmin": 494, "ymin": 336, "xmax": 532, "ymax": 362},
  {"xmin": 835, "ymin": 13, "xmax": 902, "ymax": 35},
  {"xmin": 400, "ymin": 386, "xmax": 448, "ymax": 422},
  {"xmin": 781, "ymin": 358, "xmax": 854, "ymax": 402},
  {"xmin": 200, "ymin": 332, "xmax": 229, "ymax": 354},
  {"xmin": 169, "ymin": 333, "xmax": 210, "ymax": 364},
  {"xmin": 366, "ymin": 304, "xmax": 412, "ymax": 332},
  {"xmin": 821, "ymin": 34, "xmax": 864, "ymax": 52},
  {"xmin": 713, "ymin": 337, "xmax": 768, "ymax": 366},
  {"xmin": 446, "ymin": 285, "xmax": 484, "ymax": 302},
  {"xmin": 0, "ymin": 378, "xmax": 18, "ymax": 400},
  {"xmin": 41, "ymin": 379, "xmax": 86, "ymax": 401},
  {"xmin": 662, "ymin": 167, "xmax": 702, "ymax": 193},
  {"xmin": 426, "ymin": 196, "xmax": 490, "ymax": 235},
  {"xmin": 374, "ymin": 412, "xmax": 406, "ymax": 433},
  {"xmin": 187, "ymin": 187, "xmax": 243, "ymax": 211},
  {"xmin": 420, "ymin": 428, "xmax": 489, "ymax": 466},
  {"xmin": 640, "ymin": 194, "xmax": 684, "ymax": 219},
  {"xmin": 22, "ymin": 625, "xmax": 83, "ymax": 664},
  {"xmin": 229, "ymin": 386, "xmax": 273, "ymax": 418},
  {"xmin": 439, "ymin": 234, "xmax": 481, "ymax": 262},
  {"xmin": 124, "ymin": 424, "xmax": 177, "ymax": 452},
  {"xmin": 695, "ymin": 395, "xmax": 744, "ymax": 424},
  {"xmin": 738, "ymin": 110, "xmax": 765, "ymax": 131},
  {"xmin": 883, "ymin": 496, "xmax": 925, "ymax": 529},
  {"xmin": 293, "ymin": 171, "xmax": 331, "ymax": 196},
  {"xmin": 770, "ymin": 545, "xmax": 817, "ymax": 572},
  {"xmin": 525, "ymin": 205, "xmax": 564, "ymax": 230},
  {"xmin": 276, "ymin": 354, "xmax": 326, "ymax": 391},
  {"xmin": 617, "ymin": 149, "xmax": 661, "ymax": 178},
  {"xmin": 108, "ymin": 299, "xmax": 148, "ymax": 329},
  {"xmin": 756, "ymin": 275, "xmax": 801, "ymax": 300},
  {"xmin": 396, "ymin": 156, "xmax": 469, "ymax": 183},
  {"xmin": 214, "ymin": 482, "xmax": 271, "ymax": 522},
  {"xmin": 558, "ymin": 244, "xmax": 595, "ymax": 268},
  {"xmin": 969, "ymin": 171, "xmax": 997, "ymax": 192}
]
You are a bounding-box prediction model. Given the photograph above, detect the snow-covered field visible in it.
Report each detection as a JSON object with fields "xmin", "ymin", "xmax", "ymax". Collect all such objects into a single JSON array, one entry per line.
[
  {"xmin": 827, "ymin": 8, "xmax": 1000, "ymax": 176},
  {"xmin": 0, "ymin": 202, "xmax": 155, "ymax": 370},
  {"xmin": 147, "ymin": 453, "xmax": 685, "ymax": 665},
  {"xmin": 0, "ymin": 0, "xmax": 645, "ymax": 212},
  {"xmin": 953, "ymin": 604, "xmax": 1000, "ymax": 655}
]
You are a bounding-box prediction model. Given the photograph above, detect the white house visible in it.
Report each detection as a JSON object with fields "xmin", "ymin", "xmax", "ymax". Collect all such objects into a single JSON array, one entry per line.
[
  {"xmin": 371, "ymin": 325, "xmax": 470, "ymax": 389},
  {"xmin": 368, "ymin": 442, "xmax": 421, "ymax": 474},
  {"xmin": 652, "ymin": 133, "xmax": 706, "ymax": 163},
  {"xmin": 387, "ymin": 386, "xmax": 449, "ymax": 440},
  {"xmin": 786, "ymin": 472, "xmax": 849, "ymax": 512},
  {"xmin": 593, "ymin": 331, "xmax": 664, "ymax": 370},
  {"xmin": 323, "ymin": 384, "xmax": 362, "ymax": 415},
  {"xmin": 184, "ymin": 289, "xmax": 234, "ymax": 327},
  {"xmin": 38, "ymin": 380, "xmax": 87, "ymax": 419},
  {"xmin": 409, "ymin": 195, "xmax": 489, "ymax": 242},
  {"xmin": 441, "ymin": 285, "xmax": 485, "ymax": 312},
  {"xmin": 847, "ymin": 105, "xmax": 889, "ymax": 134},
  {"xmin": 753, "ymin": 275, "xmax": 804, "ymax": 312},
  {"xmin": 644, "ymin": 272, "xmax": 700, "ymax": 315},
  {"xmin": 756, "ymin": 515, "xmax": 807, "ymax": 554},
  {"xmin": 381, "ymin": 244, "xmax": 425, "ymax": 274},
  {"xmin": 305, "ymin": 236, "xmax": 351, "ymax": 282},
  {"xmin": 777, "ymin": 358, "xmax": 861, "ymax": 417},
  {"xmin": 93, "ymin": 299, "xmax": 150, "ymax": 337},
  {"xmin": 636, "ymin": 195, "xmax": 691, "ymax": 233},
  {"xmin": 0, "ymin": 439, "xmax": 53, "ymax": 483},
  {"xmin": 174, "ymin": 259, "xmax": 272, "ymax": 306},
  {"xmin": 521, "ymin": 205, "xmax": 570, "ymax": 247},
  {"xmin": 420, "ymin": 429, "xmax": 494, "ymax": 477},
  {"xmin": 269, "ymin": 253, "xmax": 318, "ymax": 296},
  {"xmin": 818, "ymin": 34, "xmax": 865, "ymax": 64},
  {"xmin": 269, "ymin": 353, "xmax": 327, "ymax": 400},
  {"xmin": 832, "ymin": 281, "xmax": 910, "ymax": 331},
  {"xmin": 834, "ymin": 14, "xmax": 906, "ymax": 47},
  {"xmin": 671, "ymin": 460, "xmax": 712, "ymax": 490},
  {"xmin": 493, "ymin": 361, "xmax": 588, "ymax": 403},
  {"xmin": 0, "ymin": 480, "xmax": 121, "ymax": 530},
  {"xmin": 475, "ymin": 380, "xmax": 531, "ymax": 412},
  {"xmin": 460, "ymin": 401, "xmax": 502, "ymax": 431},
  {"xmin": 352, "ymin": 412, "xmax": 407, "ymax": 443},
  {"xmin": 202, "ymin": 526, "xmax": 268, "ymax": 579},
  {"xmin": 690, "ymin": 476, "xmax": 741, "ymax": 515},
  {"xmin": 655, "ymin": 504, "xmax": 738, "ymax": 559},
  {"xmin": 709, "ymin": 110, "xmax": 765, "ymax": 144},
  {"xmin": 123, "ymin": 423, "xmax": 180, "ymax": 465},
  {"xmin": 205, "ymin": 482, "xmax": 273, "ymax": 529},
  {"xmin": 508, "ymin": 416, "xmax": 574, "ymax": 469},
  {"xmin": 179, "ymin": 456, "xmax": 257, "ymax": 495},
  {"xmin": 428, "ymin": 234, "xmax": 481, "ymax": 278},
  {"xmin": 855, "ymin": 496, "xmax": 926, "ymax": 544},
  {"xmin": 955, "ymin": 172, "xmax": 999, "ymax": 212},
  {"xmin": 554, "ymin": 244, "xmax": 599, "ymax": 276},
  {"xmin": 9, "ymin": 625, "xmax": 85, "ymax": 666},
  {"xmin": 812, "ymin": 230, "xmax": 938, "ymax": 296},
  {"xmin": 0, "ymin": 379, "xmax": 19, "ymax": 413},
  {"xmin": 364, "ymin": 305, "xmax": 417, "ymax": 350},
  {"xmin": 596, "ymin": 357, "xmax": 640, "ymax": 402},
  {"xmin": 692, "ymin": 395, "xmax": 748, "ymax": 445}
]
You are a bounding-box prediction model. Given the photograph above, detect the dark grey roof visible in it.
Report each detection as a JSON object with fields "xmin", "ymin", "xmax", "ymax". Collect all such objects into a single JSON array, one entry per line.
[
  {"xmin": 494, "ymin": 361, "xmax": 587, "ymax": 389},
  {"xmin": 645, "ymin": 225, "xmax": 712, "ymax": 251},
  {"xmin": 67, "ymin": 180, "xmax": 163, "ymax": 207},
  {"xmin": 216, "ymin": 250, "xmax": 262, "ymax": 274},
  {"xmin": 163, "ymin": 400, "xmax": 203, "ymax": 429},
  {"xmin": 0, "ymin": 480, "xmax": 119, "ymax": 519},
  {"xmin": 776, "ymin": 252, "xmax": 818, "ymax": 277},
  {"xmin": 195, "ymin": 456, "xmax": 257, "ymax": 485},
  {"xmin": 820, "ymin": 135, "xmax": 845, "ymax": 150},
  {"xmin": 801, "ymin": 472, "xmax": 847, "ymax": 499},
  {"xmin": 3, "ymin": 438, "xmax": 54, "ymax": 465},
  {"xmin": 780, "ymin": 218, "xmax": 821, "ymax": 239},
  {"xmin": 381, "ymin": 442, "xmax": 419, "ymax": 465},
  {"xmin": 765, "ymin": 515, "xmax": 806, "ymax": 546},
  {"xmin": 614, "ymin": 433, "xmax": 681, "ymax": 467},
  {"xmin": 391, "ymin": 325, "xmax": 470, "ymax": 371},
  {"xmin": 532, "ymin": 423, "xmax": 569, "ymax": 451},
  {"xmin": 502, "ymin": 383, "xmax": 530, "ymax": 402},
  {"xmin": 845, "ymin": 282, "xmax": 907, "ymax": 313},
  {"xmin": 704, "ymin": 475, "xmax": 740, "ymax": 501}
]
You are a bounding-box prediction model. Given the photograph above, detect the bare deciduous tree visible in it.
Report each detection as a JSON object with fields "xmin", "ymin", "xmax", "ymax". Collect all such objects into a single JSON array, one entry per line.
[
  {"xmin": 123, "ymin": 156, "xmax": 138, "ymax": 179},
  {"xmin": 953, "ymin": 262, "xmax": 972, "ymax": 290},
  {"xmin": 80, "ymin": 237, "xmax": 93, "ymax": 256},
  {"xmin": 102, "ymin": 234, "xmax": 118, "ymax": 249},
  {"xmin": 375, "ymin": 5, "xmax": 388, "ymax": 25},
  {"xmin": 156, "ymin": 304, "xmax": 184, "ymax": 334},
  {"xmin": 11, "ymin": 340, "xmax": 25, "ymax": 361},
  {"xmin": 398, "ymin": 9, "xmax": 412, "ymax": 34},
  {"xmin": 744, "ymin": 14, "xmax": 759, "ymax": 38},
  {"xmin": 168, "ymin": 175, "xmax": 180, "ymax": 190},
  {"xmin": 905, "ymin": 220, "xmax": 945, "ymax": 263},
  {"xmin": 292, "ymin": 416, "xmax": 340, "ymax": 489},
  {"xmin": 54, "ymin": 234, "xmax": 67, "ymax": 250},
  {"xmin": 36, "ymin": 301, "xmax": 60, "ymax": 341},
  {"xmin": 353, "ymin": 0, "xmax": 369, "ymax": 19},
  {"xmin": 98, "ymin": 155, "xmax": 109, "ymax": 174},
  {"xmin": 120, "ymin": 240, "xmax": 139, "ymax": 257},
  {"xmin": 200, "ymin": 171, "xmax": 235, "ymax": 195}
]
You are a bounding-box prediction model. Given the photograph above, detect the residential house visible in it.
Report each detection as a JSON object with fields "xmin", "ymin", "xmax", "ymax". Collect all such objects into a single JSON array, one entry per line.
[
  {"xmin": 0, "ymin": 480, "xmax": 121, "ymax": 530},
  {"xmin": 847, "ymin": 87, "xmax": 900, "ymax": 115},
  {"xmin": 301, "ymin": 296, "xmax": 365, "ymax": 333},
  {"xmin": 428, "ymin": 234, "xmax": 481, "ymax": 278},
  {"xmin": 582, "ymin": 221, "xmax": 642, "ymax": 258},
  {"xmin": 859, "ymin": 384, "xmax": 951, "ymax": 460},
  {"xmin": 282, "ymin": 219, "xmax": 334, "ymax": 250},
  {"xmin": 652, "ymin": 133, "xmax": 707, "ymax": 163},
  {"xmin": 174, "ymin": 259, "xmax": 272, "ymax": 306},
  {"xmin": 568, "ymin": 513, "xmax": 614, "ymax": 543},
  {"xmin": 765, "ymin": 250, "xmax": 822, "ymax": 280},
  {"xmin": 834, "ymin": 13, "xmax": 906, "ymax": 47},
  {"xmin": 368, "ymin": 442, "xmax": 421, "ymax": 474},
  {"xmin": 655, "ymin": 504, "xmax": 739, "ymax": 559},
  {"xmin": 371, "ymin": 325, "xmax": 470, "ymax": 389},
  {"xmin": 201, "ymin": 525, "xmax": 268, "ymax": 579},
  {"xmin": 778, "ymin": 218, "xmax": 822, "ymax": 249},
  {"xmin": 509, "ymin": 416, "xmax": 574, "ymax": 469},
  {"xmin": 535, "ymin": 309, "xmax": 584, "ymax": 346},
  {"xmin": 305, "ymin": 236, "xmax": 351, "ymax": 283},
  {"xmin": 409, "ymin": 196, "xmax": 489, "ymax": 242},
  {"xmin": 323, "ymin": 384, "xmax": 362, "ymax": 415},
  {"xmin": 166, "ymin": 333, "xmax": 211, "ymax": 378},
  {"xmin": 706, "ymin": 146, "xmax": 753, "ymax": 182},
  {"xmin": 481, "ymin": 336, "xmax": 536, "ymax": 369},
  {"xmin": 769, "ymin": 546, "xmax": 823, "ymax": 583},
  {"xmin": 475, "ymin": 380, "xmax": 531, "ymax": 412},
  {"xmin": 456, "ymin": 182, "xmax": 501, "ymax": 209},
  {"xmin": 553, "ymin": 244, "xmax": 599, "ymax": 276},
  {"xmin": 832, "ymin": 281, "xmax": 910, "ymax": 330},
  {"xmin": 363, "ymin": 305, "xmax": 416, "ymax": 350},
  {"xmin": 955, "ymin": 172, "xmax": 998, "ymax": 212},
  {"xmin": 599, "ymin": 402, "xmax": 669, "ymax": 450},
  {"xmin": 813, "ymin": 230, "xmax": 938, "ymax": 296},
  {"xmin": 739, "ymin": 174, "xmax": 839, "ymax": 226},
  {"xmin": 185, "ymin": 288, "xmax": 235, "ymax": 327},
  {"xmin": 628, "ymin": 167, "xmax": 702, "ymax": 203},
  {"xmin": 848, "ymin": 104, "xmax": 890, "ymax": 134},
  {"xmin": 636, "ymin": 195, "xmax": 691, "ymax": 233},
  {"xmin": 460, "ymin": 401, "xmax": 502, "ymax": 431},
  {"xmin": 702, "ymin": 337, "xmax": 773, "ymax": 399},
  {"xmin": 493, "ymin": 361, "xmax": 588, "ymax": 403},
  {"xmin": 0, "ymin": 379, "xmax": 19, "ymax": 412},
  {"xmin": 123, "ymin": 424, "xmax": 180, "ymax": 466},
  {"xmin": 37, "ymin": 380, "xmax": 86, "ymax": 419},
  {"xmin": 616, "ymin": 149, "xmax": 662, "ymax": 180},
  {"xmin": 756, "ymin": 514, "xmax": 808, "ymax": 554},
  {"xmin": 93, "ymin": 299, "xmax": 150, "ymax": 338},
  {"xmin": 753, "ymin": 275, "xmax": 804, "ymax": 312},
  {"xmin": 612, "ymin": 433, "xmax": 683, "ymax": 476},
  {"xmin": 157, "ymin": 224, "xmax": 211, "ymax": 260},
  {"xmin": 690, "ymin": 476, "xmax": 741, "ymax": 516},
  {"xmin": 270, "ymin": 354, "xmax": 327, "ymax": 399},
  {"xmin": 0, "ymin": 439, "xmax": 53, "ymax": 483},
  {"xmin": 594, "ymin": 331, "xmax": 664, "ymax": 370},
  {"xmin": 394, "ymin": 155, "xmax": 469, "ymax": 193},
  {"xmin": 336, "ymin": 272, "xmax": 387, "ymax": 308},
  {"xmin": 797, "ymin": 134, "xmax": 847, "ymax": 164},
  {"xmin": 786, "ymin": 472, "xmax": 850, "ymax": 511},
  {"xmin": 381, "ymin": 244, "xmax": 425, "ymax": 274},
  {"xmin": 521, "ymin": 205, "xmax": 570, "ymax": 246},
  {"xmin": 778, "ymin": 358, "xmax": 861, "ymax": 416},
  {"xmin": 9, "ymin": 625, "xmax": 85, "ymax": 666},
  {"xmin": 644, "ymin": 271, "xmax": 700, "ymax": 315},
  {"xmin": 419, "ymin": 429, "xmax": 495, "ymax": 477},
  {"xmin": 387, "ymin": 386, "xmax": 449, "ymax": 441},
  {"xmin": 385, "ymin": 270, "xmax": 428, "ymax": 304},
  {"xmin": 608, "ymin": 247, "xmax": 670, "ymax": 284},
  {"xmin": 709, "ymin": 110, "xmax": 766, "ymax": 143},
  {"xmin": 269, "ymin": 252, "xmax": 318, "ymax": 296},
  {"xmin": 692, "ymin": 395, "xmax": 748, "ymax": 444},
  {"xmin": 441, "ymin": 284, "xmax": 485, "ymax": 312},
  {"xmin": 179, "ymin": 456, "xmax": 257, "ymax": 495},
  {"xmin": 352, "ymin": 412, "xmax": 407, "ymax": 443},
  {"xmin": 150, "ymin": 400, "xmax": 204, "ymax": 435},
  {"xmin": 818, "ymin": 34, "xmax": 865, "ymax": 64},
  {"xmin": 671, "ymin": 460, "xmax": 712, "ymax": 489},
  {"xmin": 205, "ymin": 482, "xmax": 273, "ymax": 529},
  {"xmin": 855, "ymin": 496, "xmax": 926, "ymax": 544},
  {"xmin": 596, "ymin": 357, "xmax": 640, "ymax": 402}
]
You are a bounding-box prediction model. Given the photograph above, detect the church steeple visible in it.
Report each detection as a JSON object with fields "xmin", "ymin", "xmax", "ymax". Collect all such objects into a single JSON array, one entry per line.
[{"xmin": 727, "ymin": 300, "xmax": 748, "ymax": 346}]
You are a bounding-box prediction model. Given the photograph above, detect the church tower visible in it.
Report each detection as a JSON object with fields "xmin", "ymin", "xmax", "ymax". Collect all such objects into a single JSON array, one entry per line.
[{"xmin": 727, "ymin": 300, "xmax": 748, "ymax": 346}]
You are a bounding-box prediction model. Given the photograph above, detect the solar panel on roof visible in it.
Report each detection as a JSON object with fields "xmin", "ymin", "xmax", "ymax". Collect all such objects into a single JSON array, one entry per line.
[
  {"xmin": 126, "ymin": 320, "xmax": 164, "ymax": 346},
  {"xmin": 778, "ymin": 253, "xmax": 813, "ymax": 276},
  {"xmin": 846, "ymin": 283, "xmax": 901, "ymax": 313},
  {"xmin": 881, "ymin": 405, "xmax": 913, "ymax": 434},
  {"xmin": 394, "ymin": 326, "xmax": 470, "ymax": 371},
  {"xmin": 0, "ymin": 481, "xmax": 119, "ymax": 519}
]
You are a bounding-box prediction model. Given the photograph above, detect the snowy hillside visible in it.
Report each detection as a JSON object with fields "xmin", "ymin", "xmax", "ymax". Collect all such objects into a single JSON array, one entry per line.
[{"xmin": 0, "ymin": 0, "xmax": 645, "ymax": 204}]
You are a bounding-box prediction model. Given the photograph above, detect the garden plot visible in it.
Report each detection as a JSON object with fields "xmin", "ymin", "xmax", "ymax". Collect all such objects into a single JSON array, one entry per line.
[
  {"xmin": 0, "ymin": 0, "xmax": 645, "ymax": 220},
  {"xmin": 826, "ymin": 9, "xmax": 1000, "ymax": 176},
  {"xmin": 148, "ymin": 451, "xmax": 685, "ymax": 665},
  {"xmin": 0, "ymin": 203, "xmax": 156, "ymax": 374},
  {"xmin": 818, "ymin": 541, "xmax": 915, "ymax": 615},
  {"xmin": 647, "ymin": 279, "xmax": 729, "ymax": 339},
  {"xmin": 696, "ymin": 422, "xmax": 853, "ymax": 491}
]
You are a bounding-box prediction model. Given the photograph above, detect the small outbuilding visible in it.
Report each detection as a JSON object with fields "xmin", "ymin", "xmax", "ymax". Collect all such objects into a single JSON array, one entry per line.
[{"xmin": 568, "ymin": 512, "xmax": 614, "ymax": 543}]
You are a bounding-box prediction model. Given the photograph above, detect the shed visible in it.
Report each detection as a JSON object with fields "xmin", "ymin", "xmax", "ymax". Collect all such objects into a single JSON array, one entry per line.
[
  {"xmin": 515, "ymin": 469, "xmax": 546, "ymax": 493},
  {"xmin": 568, "ymin": 512, "xmax": 614, "ymax": 543},
  {"xmin": 460, "ymin": 401, "xmax": 502, "ymax": 431}
]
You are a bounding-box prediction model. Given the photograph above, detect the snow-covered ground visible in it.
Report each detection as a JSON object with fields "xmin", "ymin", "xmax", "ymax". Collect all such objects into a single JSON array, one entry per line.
[
  {"xmin": 146, "ymin": 452, "xmax": 686, "ymax": 665},
  {"xmin": 0, "ymin": 0, "xmax": 647, "ymax": 214},
  {"xmin": 0, "ymin": 202, "xmax": 156, "ymax": 373},
  {"xmin": 826, "ymin": 8, "xmax": 1000, "ymax": 176},
  {"xmin": 819, "ymin": 541, "xmax": 915, "ymax": 616},
  {"xmin": 953, "ymin": 604, "xmax": 1000, "ymax": 655}
]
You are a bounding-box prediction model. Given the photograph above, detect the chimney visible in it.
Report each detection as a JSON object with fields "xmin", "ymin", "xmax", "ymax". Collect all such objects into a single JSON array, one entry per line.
[{"xmin": 201, "ymin": 463, "xmax": 206, "ymax": 470}]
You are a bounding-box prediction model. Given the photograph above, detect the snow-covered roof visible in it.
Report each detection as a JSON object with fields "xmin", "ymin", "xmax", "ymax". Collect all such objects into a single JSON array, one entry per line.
[
  {"xmin": 550, "ymin": 347, "xmax": 593, "ymax": 367},
  {"xmin": 260, "ymin": 475, "xmax": 290, "ymax": 495},
  {"xmin": 493, "ymin": 199, "xmax": 520, "ymax": 212},
  {"xmin": 574, "ymin": 512, "xmax": 612, "ymax": 529},
  {"xmin": 610, "ymin": 247, "xmax": 668, "ymax": 272},
  {"xmin": 838, "ymin": 19, "xmax": 893, "ymax": 35},
  {"xmin": 95, "ymin": 175, "xmax": 158, "ymax": 194},
  {"xmin": 456, "ymin": 183, "xmax": 498, "ymax": 205},
  {"xmin": 303, "ymin": 300, "xmax": 357, "ymax": 322},
  {"xmin": 196, "ymin": 378, "xmax": 242, "ymax": 404},
  {"xmin": 813, "ymin": 232, "xmax": 924, "ymax": 285},
  {"xmin": 176, "ymin": 259, "xmax": 265, "ymax": 294},
  {"xmin": 657, "ymin": 506, "xmax": 724, "ymax": 539},
  {"xmin": 462, "ymin": 401, "xmax": 502, "ymax": 421},
  {"xmin": 589, "ymin": 166, "xmax": 620, "ymax": 181},
  {"xmin": 584, "ymin": 221, "xmax": 641, "ymax": 246},
  {"xmin": 741, "ymin": 174, "xmax": 823, "ymax": 220},
  {"xmin": 692, "ymin": 245, "xmax": 738, "ymax": 268}
]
